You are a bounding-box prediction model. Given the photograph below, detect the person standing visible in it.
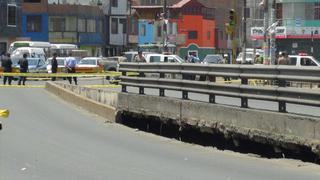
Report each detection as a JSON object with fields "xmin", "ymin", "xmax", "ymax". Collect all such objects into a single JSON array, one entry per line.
[
  {"xmin": 278, "ymin": 52, "xmax": 290, "ymax": 65},
  {"xmin": 51, "ymin": 53, "xmax": 58, "ymax": 81},
  {"xmin": 65, "ymin": 56, "xmax": 77, "ymax": 85},
  {"xmin": 2, "ymin": 53, "xmax": 13, "ymax": 85},
  {"xmin": 18, "ymin": 53, "xmax": 28, "ymax": 85},
  {"xmin": 134, "ymin": 50, "xmax": 146, "ymax": 62}
]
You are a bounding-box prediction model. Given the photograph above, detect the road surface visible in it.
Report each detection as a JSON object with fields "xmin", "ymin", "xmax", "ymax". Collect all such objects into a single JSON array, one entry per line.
[{"xmin": 1, "ymin": 87, "xmax": 320, "ymax": 179}]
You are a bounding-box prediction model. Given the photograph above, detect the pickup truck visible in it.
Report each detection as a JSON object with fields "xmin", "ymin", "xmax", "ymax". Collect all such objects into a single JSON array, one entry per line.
[{"xmin": 144, "ymin": 53, "xmax": 185, "ymax": 63}]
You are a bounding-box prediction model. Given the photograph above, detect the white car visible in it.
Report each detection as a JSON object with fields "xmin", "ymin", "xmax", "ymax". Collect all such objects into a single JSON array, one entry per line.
[
  {"xmin": 288, "ymin": 54, "xmax": 320, "ymax": 67},
  {"xmin": 144, "ymin": 54, "xmax": 185, "ymax": 63},
  {"xmin": 77, "ymin": 57, "xmax": 105, "ymax": 68},
  {"xmin": 46, "ymin": 57, "xmax": 68, "ymax": 73}
]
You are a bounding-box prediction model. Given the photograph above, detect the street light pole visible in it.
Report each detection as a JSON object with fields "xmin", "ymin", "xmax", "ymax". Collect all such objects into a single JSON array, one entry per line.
[
  {"xmin": 241, "ymin": 0, "xmax": 247, "ymax": 64},
  {"xmin": 269, "ymin": 0, "xmax": 276, "ymax": 65},
  {"xmin": 263, "ymin": 0, "xmax": 269, "ymax": 64},
  {"xmin": 163, "ymin": 0, "xmax": 168, "ymax": 52}
]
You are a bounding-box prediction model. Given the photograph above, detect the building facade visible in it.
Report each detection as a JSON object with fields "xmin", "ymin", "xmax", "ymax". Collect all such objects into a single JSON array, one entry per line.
[
  {"xmin": 169, "ymin": 0, "xmax": 216, "ymax": 60},
  {"xmin": 21, "ymin": 0, "xmax": 49, "ymax": 42},
  {"xmin": 0, "ymin": 0, "xmax": 22, "ymax": 53},
  {"xmin": 250, "ymin": 0, "xmax": 320, "ymax": 59},
  {"xmin": 133, "ymin": 5, "xmax": 178, "ymax": 53},
  {"xmin": 103, "ymin": 0, "xmax": 129, "ymax": 56},
  {"xmin": 48, "ymin": 2, "xmax": 105, "ymax": 56}
]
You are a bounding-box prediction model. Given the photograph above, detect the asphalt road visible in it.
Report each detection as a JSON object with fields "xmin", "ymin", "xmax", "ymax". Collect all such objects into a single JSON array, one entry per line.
[{"xmin": 1, "ymin": 87, "xmax": 320, "ymax": 179}]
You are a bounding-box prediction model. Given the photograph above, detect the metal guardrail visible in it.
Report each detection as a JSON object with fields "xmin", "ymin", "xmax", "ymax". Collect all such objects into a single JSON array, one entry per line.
[{"xmin": 119, "ymin": 63, "xmax": 320, "ymax": 113}]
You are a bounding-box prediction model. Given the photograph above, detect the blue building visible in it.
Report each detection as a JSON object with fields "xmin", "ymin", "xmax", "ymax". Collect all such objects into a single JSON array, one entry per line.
[
  {"xmin": 21, "ymin": 13, "xmax": 49, "ymax": 42},
  {"xmin": 138, "ymin": 20, "xmax": 154, "ymax": 45},
  {"xmin": 0, "ymin": 0, "xmax": 22, "ymax": 53}
]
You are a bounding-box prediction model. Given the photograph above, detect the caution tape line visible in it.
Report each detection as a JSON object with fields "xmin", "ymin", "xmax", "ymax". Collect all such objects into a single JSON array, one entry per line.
[
  {"xmin": 0, "ymin": 84, "xmax": 120, "ymax": 88},
  {"xmin": 0, "ymin": 85, "xmax": 45, "ymax": 88},
  {"xmin": 0, "ymin": 72, "xmax": 138, "ymax": 77},
  {"xmin": 83, "ymin": 84, "xmax": 121, "ymax": 88}
]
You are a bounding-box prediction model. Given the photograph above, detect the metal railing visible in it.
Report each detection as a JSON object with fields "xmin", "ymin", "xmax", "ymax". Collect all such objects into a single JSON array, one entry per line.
[{"xmin": 119, "ymin": 63, "xmax": 320, "ymax": 113}]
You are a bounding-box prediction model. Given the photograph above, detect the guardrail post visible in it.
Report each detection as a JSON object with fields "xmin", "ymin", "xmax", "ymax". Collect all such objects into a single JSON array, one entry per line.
[
  {"xmin": 121, "ymin": 72, "xmax": 127, "ymax": 92},
  {"xmin": 209, "ymin": 75, "xmax": 216, "ymax": 103},
  {"xmin": 278, "ymin": 79, "xmax": 287, "ymax": 113},
  {"xmin": 159, "ymin": 72, "xmax": 165, "ymax": 96},
  {"xmin": 139, "ymin": 87, "xmax": 144, "ymax": 94},
  {"xmin": 182, "ymin": 91, "xmax": 188, "ymax": 99},
  {"xmin": 241, "ymin": 78, "xmax": 248, "ymax": 108},
  {"xmin": 209, "ymin": 94, "xmax": 215, "ymax": 103}
]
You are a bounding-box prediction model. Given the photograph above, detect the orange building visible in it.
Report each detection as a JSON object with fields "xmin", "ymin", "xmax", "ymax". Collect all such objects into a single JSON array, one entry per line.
[{"xmin": 170, "ymin": 0, "xmax": 216, "ymax": 60}]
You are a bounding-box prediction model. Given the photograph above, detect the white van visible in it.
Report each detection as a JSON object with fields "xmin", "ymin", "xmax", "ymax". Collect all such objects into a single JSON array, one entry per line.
[
  {"xmin": 236, "ymin": 49, "xmax": 264, "ymax": 64},
  {"xmin": 11, "ymin": 47, "xmax": 46, "ymax": 62}
]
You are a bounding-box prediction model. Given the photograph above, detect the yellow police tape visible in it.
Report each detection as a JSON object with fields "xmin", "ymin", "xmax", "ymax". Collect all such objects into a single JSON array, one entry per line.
[
  {"xmin": 0, "ymin": 72, "xmax": 138, "ymax": 78},
  {"xmin": 0, "ymin": 85, "xmax": 45, "ymax": 88},
  {"xmin": 0, "ymin": 84, "xmax": 120, "ymax": 88},
  {"xmin": 0, "ymin": 109, "xmax": 9, "ymax": 118}
]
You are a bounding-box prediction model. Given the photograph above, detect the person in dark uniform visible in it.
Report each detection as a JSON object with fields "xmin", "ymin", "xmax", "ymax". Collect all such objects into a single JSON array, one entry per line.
[
  {"xmin": 2, "ymin": 53, "xmax": 13, "ymax": 85},
  {"xmin": 51, "ymin": 53, "xmax": 58, "ymax": 81},
  {"xmin": 18, "ymin": 53, "xmax": 28, "ymax": 85}
]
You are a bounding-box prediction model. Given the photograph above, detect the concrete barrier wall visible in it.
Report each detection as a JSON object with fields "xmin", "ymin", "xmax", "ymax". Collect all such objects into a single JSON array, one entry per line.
[
  {"xmin": 45, "ymin": 82, "xmax": 118, "ymax": 122},
  {"xmin": 118, "ymin": 93, "xmax": 320, "ymax": 155},
  {"xmin": 53, "ymin": 83, "xmax": 118, "ymax": 107}
]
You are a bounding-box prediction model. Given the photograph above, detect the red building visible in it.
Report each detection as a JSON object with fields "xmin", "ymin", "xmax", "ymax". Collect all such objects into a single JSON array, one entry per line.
[{"xmin": 170, "ymin": 0, "xmax": 216, "ymax": 60}]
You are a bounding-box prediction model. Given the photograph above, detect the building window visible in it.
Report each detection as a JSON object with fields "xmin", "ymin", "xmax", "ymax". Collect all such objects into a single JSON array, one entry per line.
[
  {"xmin": 315, "ymin": 2, "xmax": 320, "ymax": 20},
  {"xmin": 24, "ymin": 0, "xmax": 41, "ymax": 2},
  {"xmin": 207, "ymin": 31, "xmax": 211, "ymax": 40},
  {"xmin": 119, "ymin": 19, "xmax": 127, "ymax": 33},
  {"xmin": 50, "ymin": 17, "xmax": 65, "ymax": 31},
  {"xmin": 188, "ymin": 31, "xmax": 197, "ymax": 39},
  {"xmin": 111, "ymin": 18, "xmax": 118, "ymax": 34},
  {"xmin": 7, "ymin": 4, "xmax": 17, "ymax": 26},
  {"xmin": 98, "ymin": 20, "xmax": 103, "ymax": 33},
  {"xmin": 27, "ymin": 15, "xmax": 41, "ymax": 32},
  {"xmin": 140, "ymin": 24, "xmax": 146, "ymax": 36},
  {"xmin": 87, "ymin": 19, "xmax": 96, "ymax": 33},
  {"xmin": 78, "ymin": 19, "xmax": 86, "ymax": 32},
  {"xmin": 111, "ymin": 0, "xmax": 118, "ymax": 7}
]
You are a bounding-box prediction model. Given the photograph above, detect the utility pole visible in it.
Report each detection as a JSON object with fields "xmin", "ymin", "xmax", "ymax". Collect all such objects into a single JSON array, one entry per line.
[
  {"xmin": 163, "ymin": 0, "xmax": 168, "ymax": 52},
  {"xmin": 263, "ymin": 0, "xmax": 269, "ymax": 64},
  {"xmin": 269, "ymin": 0, "xmax": 276, "ymax": 65},
  {"xmin": 241, "ymin": 0, "xmax": 247, "ymax": 64}
]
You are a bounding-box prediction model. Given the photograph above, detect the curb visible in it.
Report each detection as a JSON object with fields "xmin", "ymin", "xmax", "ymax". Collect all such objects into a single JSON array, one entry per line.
[{"xmin": 45, "ymin": 82, "xmax": 118, "ymax": 122}]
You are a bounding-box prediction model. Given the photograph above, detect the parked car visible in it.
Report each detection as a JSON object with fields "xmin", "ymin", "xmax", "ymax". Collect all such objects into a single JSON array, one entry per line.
[
  {"xmin": 144, "ymin": 53, "xmax": 185, "ymax": 63},
  {"xmin": 12, "ymin": 57, "xmax": 47, "ymax": 73},
  {"xmin": 104, "ymin": 56, "xmax": 127, "ymax": 71},
  {"xmin": 46, "ymin": 57, "xmax": 68, "ymax": 73},
  {"xmin": 123, "ymin": 51, "xmax": 153, "ymax": 62},
  {"xmin": 202, "ymin": 54, "xmax": 224, "ymax": 64},
  {"xmin": 76, "ymin": 57, "xmax": 107, "ymax": 73}
]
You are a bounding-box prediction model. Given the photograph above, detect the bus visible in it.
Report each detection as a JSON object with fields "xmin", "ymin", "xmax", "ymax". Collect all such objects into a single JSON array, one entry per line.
[
  {"xmin": 8, "ymin": 41, "xmax": 51, "ymax": 53},
  {"xmin": 49, "ymin": 44, "xmax": 78, "ymax": 57}
]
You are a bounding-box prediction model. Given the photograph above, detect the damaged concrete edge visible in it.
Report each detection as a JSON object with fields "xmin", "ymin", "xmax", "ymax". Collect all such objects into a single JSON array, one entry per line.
[
  {"xmin": 45, "ymin": 82, "xmax": 119, "ymax": 123},
  {"xmin": 118, "ymin": 93, "xmax": 320, "ymax": 156}
]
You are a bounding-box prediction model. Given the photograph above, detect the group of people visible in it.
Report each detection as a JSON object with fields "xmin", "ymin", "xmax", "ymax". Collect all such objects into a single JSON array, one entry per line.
[
  {"xmin": 1, "ymin": 52, "xmax": 28, "ymax": 85},
  {"xmin": 254, "ymin": 51, "xmax": 290, "ymax": 65},
  {"xmin": 1, "ymin": 52, "xmax": 78, "ymax": 86},
  {"xmin": 51, "ymin": 53, "xmax": 78, "ymax": 85}
]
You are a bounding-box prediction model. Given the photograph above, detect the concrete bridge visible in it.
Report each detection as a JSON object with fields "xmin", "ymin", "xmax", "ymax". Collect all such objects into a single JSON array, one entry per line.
[{"xmin": 45, "ymin": 63, "xmax": 320, "ymax": 158}]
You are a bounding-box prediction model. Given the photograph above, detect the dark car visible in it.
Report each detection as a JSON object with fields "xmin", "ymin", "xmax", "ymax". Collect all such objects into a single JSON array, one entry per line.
[{"xmin": 202, "ymin": 54, "xmax": 224, "ymax": 64}]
